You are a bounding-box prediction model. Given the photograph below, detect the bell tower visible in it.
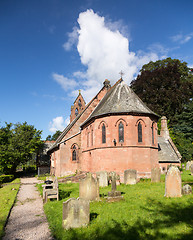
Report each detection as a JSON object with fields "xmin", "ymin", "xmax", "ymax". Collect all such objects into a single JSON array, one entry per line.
[{"xmin": 70, "ymin": 90, "xmax": 86, "ymax": 123}]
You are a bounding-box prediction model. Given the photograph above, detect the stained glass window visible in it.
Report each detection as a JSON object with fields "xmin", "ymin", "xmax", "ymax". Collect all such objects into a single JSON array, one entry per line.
[
  {"xmin": 72, "ymin": 145, "xmax": 77, "ymax": 161},
  {"xmin": 119, "ymin": 122, "xmax": 124, "ymax": 142},
  {"xmin": 138, "ymin": 122, "xmax": 142, "ymax": 142},
  {"xmin": 152, "ymin": 124, "xmax": 154, "ymax": 144},
  {"xmin": 102, "ymin": 124, "xmax": 106, "ymax": 143}
]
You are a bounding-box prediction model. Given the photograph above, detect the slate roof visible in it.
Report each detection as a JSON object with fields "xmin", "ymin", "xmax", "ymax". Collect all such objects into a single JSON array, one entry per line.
[
  {"xmin": 47, "ymin": 85, "xmax": 107, "ymax": 152},
  {"xmin": 81, "ymin": 79, "xmax": 159, "ymax": 127},
  {"xmin": 158, "ymin": 136, "xmax": 181, "ymax": 163}
]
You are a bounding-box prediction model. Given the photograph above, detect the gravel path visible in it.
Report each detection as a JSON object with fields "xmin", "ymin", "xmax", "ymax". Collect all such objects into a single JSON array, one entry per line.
[{"xmin": 3, "ymin": 177, "xmax": 54, "ymax": 240}]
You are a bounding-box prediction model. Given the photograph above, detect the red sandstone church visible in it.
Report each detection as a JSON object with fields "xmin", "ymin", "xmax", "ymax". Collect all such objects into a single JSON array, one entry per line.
[{"xmin": 48, "ymin": 78, "xmax": 181, "ymax": 180}]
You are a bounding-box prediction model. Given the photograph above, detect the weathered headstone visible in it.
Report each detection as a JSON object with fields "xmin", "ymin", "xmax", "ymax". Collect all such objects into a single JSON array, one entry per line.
[
  {"xmin": 186, "ymin": 161, "xmax": 192, "ymax": 170},
  {"xmin": 96, "ymin": 171, "xmax": 108, "ymax": 187},
  {"xmin": 124, "ymin": 169, "xmax": 137, "ymax": 185},
  {"xmin": 182, "ymin": 184, "xmax": 192, "ymax": 195},
  {"xmin": 190, "ymin": 164, "xmax": 193, "ymax": 176},
  {"xmin": 151, "ymin": 167, "xmax": 161, "ymax": 183},
  {"xmin": 79, "ymin": 173, "xmax": 100, "ymax": 201},
  {"xmin": 182, "ymin": 164, "xmax": 185, "ymax": 170},
  {"xmin": 63, "ymin": 198, "xmax": 90, "ymax": 229},
  {"xmin": 165, "ymin": 166, "xmax": 182, "ymax": 197},
  {"xmin": 107, "ymin": 172, "xmax": 123, "ymax": 202}
]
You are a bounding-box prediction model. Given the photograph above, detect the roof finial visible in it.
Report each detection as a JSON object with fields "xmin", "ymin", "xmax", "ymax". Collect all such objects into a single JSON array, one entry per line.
[
  {"xmin": 79, "ymin": 89, "xmax": 81, "ymax": 94},
  {"xmin": 119, "ymin": 70, "xmax": 124, "ymax": 80}
]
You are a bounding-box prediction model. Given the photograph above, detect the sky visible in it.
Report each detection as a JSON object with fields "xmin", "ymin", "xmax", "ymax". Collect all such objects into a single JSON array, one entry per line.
[{"xmin": 1, "ymin": 0, "xmax": 193, "ymax": 140}]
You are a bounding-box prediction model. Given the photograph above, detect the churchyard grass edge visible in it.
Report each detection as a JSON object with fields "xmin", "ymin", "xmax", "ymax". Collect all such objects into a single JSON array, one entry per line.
[
  {"xmin": 38, "ymin": 171, "xmax": 193, "ymax": 240},
  {"xmin": 0, "ymin": 178, "xmax": 20, "ymax": 239}
]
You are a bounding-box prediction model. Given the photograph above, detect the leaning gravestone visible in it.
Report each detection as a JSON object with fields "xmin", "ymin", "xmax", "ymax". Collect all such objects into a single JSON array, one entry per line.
[
  {"xmin": 190, "ymin": 164, "xmax": 193, "ymax": 176},
  {"xmin": 96, "ymin": 171, "xmax": 108, "ymax": 187},
  {"xmin": 79, "ymin": 173, "xmax": 100, "ymax": 201},
  {"xmin": 165, "ymin": 166, "xmax": 182, "ymax": 197},
  {"xmin": 182, "ymin": 184, "xmax": 192, "ymax": 195},
  {"xmin": 151, "ymin": 167, "xmax": 161, "ymax": 182},
  {"xmin": 124, "ymin": 169, "xmax": 137, "ymax": 185},
  {"xmin": 63, "ymin": 198, "xmax": 90, "ymax": 229}
]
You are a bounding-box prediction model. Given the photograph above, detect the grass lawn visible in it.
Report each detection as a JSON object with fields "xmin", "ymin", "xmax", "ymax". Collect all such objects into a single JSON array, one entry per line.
[
  {"xmin": 0, "ymin": 178, "xmax": 20, "ymax": 239},
  {"xmin": 38, "ymin": 170, "xmax": 193, "ymax": 240}
]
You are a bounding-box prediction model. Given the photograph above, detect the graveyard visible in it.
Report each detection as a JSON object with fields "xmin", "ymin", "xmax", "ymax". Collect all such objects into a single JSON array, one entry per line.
[{"xmin": 36, "ymin": 169, "xmax": 193, "ymax": 240}]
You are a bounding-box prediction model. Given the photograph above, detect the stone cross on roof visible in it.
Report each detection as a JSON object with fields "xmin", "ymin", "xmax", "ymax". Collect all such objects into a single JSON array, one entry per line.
[{"xmin": 119, "ymin": 70, "xmax": 124, "ymax": 79}]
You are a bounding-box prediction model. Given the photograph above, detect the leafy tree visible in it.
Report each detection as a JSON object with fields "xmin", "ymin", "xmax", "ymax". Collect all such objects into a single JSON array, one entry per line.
[
  {"xmin": 46, "ymin": 130, "xmax": 62, "ymax": 141},
  {"xmin": 0, "ymin": 122, "xmax": 43, "ymax": 174},
  {"xmin": 169, "ymin": 128, "xmax": 193, "ymax": 162},
  {"xmin": 131, "ymin": 58, "xmax": 193, "ymax": 122},
  {"xmin": 173, "ymin": 101, "xmax": 193, "ymax": 143}
]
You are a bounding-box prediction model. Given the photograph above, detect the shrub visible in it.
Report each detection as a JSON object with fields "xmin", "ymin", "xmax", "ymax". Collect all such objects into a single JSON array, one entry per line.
[{"xmin": 0, "ymin": 175, "xmax": 14, "ymax": 185}]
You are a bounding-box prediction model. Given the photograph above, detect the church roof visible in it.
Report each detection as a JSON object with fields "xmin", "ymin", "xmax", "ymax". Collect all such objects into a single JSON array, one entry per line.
[
  {"xmin": 82, "ymin": 79, "xmax": 159, "ymax": 127},
  {"xmin": 158, "ymin": 136, "xmax": 181, "ymax": 163}
]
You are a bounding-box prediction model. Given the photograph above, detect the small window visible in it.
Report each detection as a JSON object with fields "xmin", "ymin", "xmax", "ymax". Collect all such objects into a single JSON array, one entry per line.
[
  {"xmin": 87, "ymin": 132, "xmax": 90, "ymax": 147},
  {"xmin": 72, "ymin": 145, "xmax": 77, "ymax": 161},
  {"xmin": 102, "ymin": 124, "xmax": 106, "ymax": 143},
  {"xmin": 138, "ymin": 122, "xmax": 142, "ymax": 142},
  {"xmin": 78, "ymin": 99, "xmax": 82, "ymax": 108},
  {"xmin": 119, "ymin": 122, "xmax": 124, "ymax": 142},
  {"xmin": 91, "ymin": 129, "xmax": 93, "ymax": 146},
  {"xmin": 152, "ymin": 123, "xmax": 154, "ymax": 144},
  {"xmin": 75, "ymin": 108, "xmax": 78, "ymax": 116}
]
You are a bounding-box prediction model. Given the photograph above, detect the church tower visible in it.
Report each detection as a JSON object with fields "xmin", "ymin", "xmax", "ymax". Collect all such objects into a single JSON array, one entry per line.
[{"xmin": 70, "ymin": 90, "xmax": 86, "ymax": 123}]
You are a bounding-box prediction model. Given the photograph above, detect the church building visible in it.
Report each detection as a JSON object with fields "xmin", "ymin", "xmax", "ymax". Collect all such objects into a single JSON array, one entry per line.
[{"xmin": 48, "ymin": 78, "xmax": 181, "ymax": 180}]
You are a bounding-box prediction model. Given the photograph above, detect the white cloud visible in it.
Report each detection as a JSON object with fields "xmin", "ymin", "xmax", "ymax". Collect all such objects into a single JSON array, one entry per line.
[
  {"xmin": 61, "ymin": 9, "xmax": 167, "ymax": 103},
  {"xmin": 52, "ymin": 73, "xmax": 78, "ymax": 90},
  {"xmin": 63, "ymin": 27, "xmax": 79, "ymax": 51},
  {"xmin": 170, "ymin": 33, "xmax": 193, "ymax": 44},
  {"xmin": 49, "ymin": 116, "xmax": 67, "ymax": 133}
]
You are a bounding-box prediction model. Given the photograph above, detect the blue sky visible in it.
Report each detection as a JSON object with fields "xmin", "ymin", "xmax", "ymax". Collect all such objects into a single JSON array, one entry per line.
[{"xmin": 1, "ymin": 0, "xmax": 193, "ymax": 140}]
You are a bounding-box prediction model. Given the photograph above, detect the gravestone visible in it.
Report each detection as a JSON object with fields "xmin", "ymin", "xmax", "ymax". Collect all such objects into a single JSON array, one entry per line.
[
  {"xmin": 182, "ymin": 184, "xmax": 192, "ymax": 195},
  {"xmin": 165, "ymin": 166, "xmax": 182, "ymax": 197},
  {"xmin": 107, "ymin": 172, "xmax": 123, "ymax": 202},
  {"xmin": 96, "ymin": 171, "xmax": 108, "ymax": 187},
  {"xmin": 63, "ymin": 198, "xmax": 90, "ymax": 229},
  {"xmin": 190, "ymin": 164, "xmax": 193, "ymax": 176},
  {"xmin": 182, "ymin": 164, "xmax": 185, "ymax": 170},
  {"xmin": 124, "ymin": 169, "xmax": 137, "ymax": 185},
  {"xmin": 79, "ymin": 173, "xmax": 100, "ymax": 201},
  {"xmin": 151, "ymin": 167, "xmax": 161, "ymax": 182},
  {"xmin": 186, "ymin": 161, "xmax": 192, "ymax": 170}
]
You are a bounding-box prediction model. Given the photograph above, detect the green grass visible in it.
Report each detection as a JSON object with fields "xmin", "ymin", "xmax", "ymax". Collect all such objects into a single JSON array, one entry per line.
[
  {"xmin": 0, "ymin": 178, "xmax": 20, "ymax": 239},
  {"xmin": 39, "ymin": 171, "xmax": 193, "ymax": 240}
]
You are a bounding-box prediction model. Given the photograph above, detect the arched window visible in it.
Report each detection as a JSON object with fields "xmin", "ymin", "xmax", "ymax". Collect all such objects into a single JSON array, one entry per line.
[
  {"xmin": 78, "ymin": 99, "xmax": 82, "ymax": 108},
  {"xmin": 152, "ymin": 123, "xmax": 154, "ymax": 145},
  {"xmin": 102, "ymin": 124, "xmax": 106, "ymax": 143},
  {"xmin": 138, "ymin": 122, "xmax": 142, "ymax": 142},
  {"xmin": 91, "ymin": 129, "xmax": 93, "ymax": 146},
  {"xmin": 119, "ymin": 122, "xmax": 124, "ymax": 142},
  {"xmin": 87, "ymin": 132, "xmax": 90, "ymax": 147},
  {"xmin": 75, "ymin": 108, "xmax": 78, "ymax": 116},
  {"xmin": 72, "ymin": 145, "xmax": 77, "ymax": 161}
]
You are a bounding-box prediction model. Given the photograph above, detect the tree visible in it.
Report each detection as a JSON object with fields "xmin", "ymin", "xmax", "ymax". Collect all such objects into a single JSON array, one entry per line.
[
  {"xmin": 173, "ymin": 101, "xmax": 193, "ymax": 143},
  {"xmin": 130, "ymin": 58, "xmax": 193, "ymax": 122},
  {"xmin": 0, "ymin": 122, "xmax": 43, "ymax": 174},
  {"xmin": 46, "ymin": 130, "xmax": 62, "ymax": 141}
]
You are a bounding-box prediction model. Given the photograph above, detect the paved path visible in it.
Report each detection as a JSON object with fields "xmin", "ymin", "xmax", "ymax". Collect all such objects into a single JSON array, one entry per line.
[{"xmin": 3, "ymin": 177, "xmax": 54, "ymax": 240}]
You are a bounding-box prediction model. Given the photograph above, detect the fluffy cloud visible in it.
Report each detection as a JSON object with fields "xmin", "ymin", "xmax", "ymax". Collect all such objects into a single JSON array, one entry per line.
[
  {"xmin": 52, "ymin": 73, "xmax": 78, "ymax": 90},
  {"xmin": 62, "ymin": 9, "xmax": 161, "ymax": 102},
  {"xmin": 49, "ymin": 116, "xmax": 66, "ymax": 133},
  {"xmin": 63, "ymin": 27, "xmax": 79, "ymax": 51}
]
